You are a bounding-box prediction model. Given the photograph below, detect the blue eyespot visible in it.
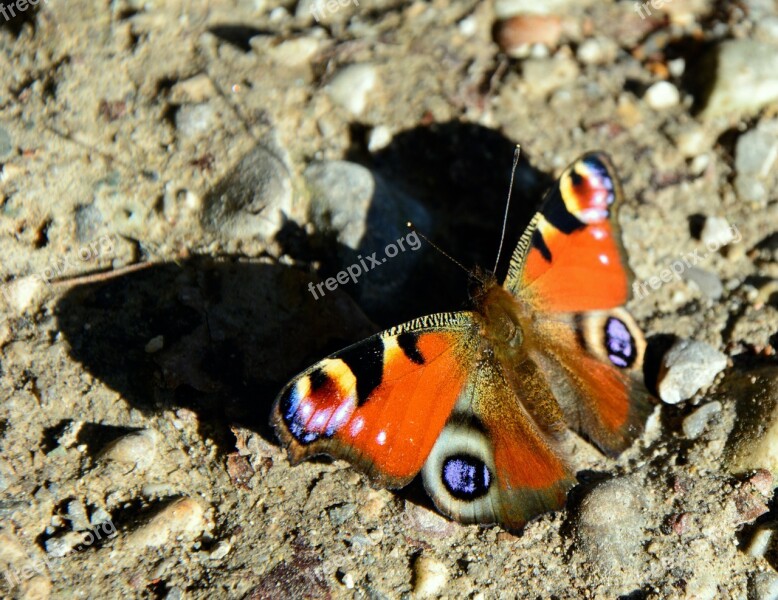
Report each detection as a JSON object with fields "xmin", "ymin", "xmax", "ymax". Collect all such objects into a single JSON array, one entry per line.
[{"xmin": 442, "ymin": 455, "xmax": 491, "ymax": 500}]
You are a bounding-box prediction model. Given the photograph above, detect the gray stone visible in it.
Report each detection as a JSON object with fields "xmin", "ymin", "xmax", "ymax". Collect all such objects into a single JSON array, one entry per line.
[
  {"xmin": 657, "ymin": 339, "xmax": 728, "ymax": 404},
  {"xmin": 734, "ymin": 120, "xmax": 778, "ymax": 203},
  {"xmin": 74, "ymin": 204, "xmax": 104, "ymax": 244},
  {"xmin": 575, "ymin": 478, "xmax": 648, "ymax": 591},
  {"xmin": 327, "ymin": 503, "xmax": 357, "ymax": 526},
  {"xmin": 304, "ymin": 160, "xmax": 430, "ymax": 312},
  {"xmin": 65, "ymin": 498, "xmax": 90, "ymax": 531},
  {"xmin": 326, "ymin": 64, "xmax": 378, "ymax": 117},
  {"xmin": 0, "ymin": 126, "xmax": 12, "ymax": 159},
  {"xmin": 750, "ymin": 570, "xmax": 778, "ymax": 600},
  {"xmin": 682, "ymin": 401, "xmax": 722, "ymax": 439},
  {"xmin": 201, "ymin": 144, "xmax": 293, "ymax": 242},
  {"xmin": 700, "ymin": 40, "xmax": 778, "ymax": 120},
  {"xmin": 684, "ymin": 267, "xmax": 723, "ymax": 300},
  {"xmin": 175, "ymin": 103, "xmax": 216, "ymax": 138}
]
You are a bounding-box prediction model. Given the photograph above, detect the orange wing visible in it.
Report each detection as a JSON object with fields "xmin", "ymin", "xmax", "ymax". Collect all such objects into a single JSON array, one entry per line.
[
  {"xmin": 271, "ymin": 312, "xmax": 476, "ymax": 488},
  {"xmin": 503, "ymin": 152, "xmax": 653, "ymax": 455},
  {"xmin": 504, "ymin": 152, "xmax": 632, "ymax": 312}
]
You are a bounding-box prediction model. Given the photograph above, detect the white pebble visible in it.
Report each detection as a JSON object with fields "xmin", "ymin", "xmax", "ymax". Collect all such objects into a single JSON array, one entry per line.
[
  {"xmin": 98, "ymin": 429, "xmax": 158, "ymax": 471},
  {"xmin": 367, "ymin": 125, "xmax": 392, "ymax": 153},
  {"xmin": 144, "ymin": 335, "xmax": 165, "ymax": 353},
  {"xmin": 413, "ymin": 556, "xmax": 448, "ymax": 597},
  {"xmin": 645, "ymin": 81, "xmax": 681, "ymax": 110},
  {"xmin": 700, "ymin": 216, "xmax": 736, "ymax": 249},
  {"xmin": 657, "ymin": 339, "xmax": 728, "ymax": 404},
  {"xmin": 125, "ymin": 497, "xmax": 207, "ymax": 549},
  {"xmin": 327, "ymin": 64, "xmax": 378, "ymax": 117},
  {"xmin": 682, "ymin": 401, "xmax": 722, "ymax": 439}
]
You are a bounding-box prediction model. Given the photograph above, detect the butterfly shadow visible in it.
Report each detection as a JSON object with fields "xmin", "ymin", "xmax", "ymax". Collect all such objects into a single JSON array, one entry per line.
[{"xmin": 54, "ymin": 256, "xmax": 376, "ymax": 456}]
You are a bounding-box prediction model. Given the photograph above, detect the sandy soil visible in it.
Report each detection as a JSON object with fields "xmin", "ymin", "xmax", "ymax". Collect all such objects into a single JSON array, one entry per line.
[{"xmin": 0, "ymin": 0, "xmax": 777, "ymax": 598}]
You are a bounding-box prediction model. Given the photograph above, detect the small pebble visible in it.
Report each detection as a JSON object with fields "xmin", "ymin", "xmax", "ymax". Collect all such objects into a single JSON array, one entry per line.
[
  {"xmin": 682, "ymin": 401, "xmax": 722, "ymax": 439},
  {"xmin": 751, "ymin": 570, "xmax": 778, "ymax": 600},
  {"xmin": 684, "ymin": 267, "xmax": 723, "ymax": 300},
  {"xmin": 98, "ymin": 429, "xmax": 158, "ymax": 471},
  {"xmin": 412, "ymin": 556, "xmax": 448, "ymax": 597},
  {"xmin": 201, "ymin": 144, "xmax": 293, "ymax": 242},
  {"xmin": 65, "ymin": 498, "xmax": 91, "ymax": 532},
  {"xmin": 367, "ymin": 125, "xmax": 392, "ymax": 153},
  {"xmin": 144, "ymin": 335, "xmax": 164, "ymax": 353},
  {"xmin": 209, "ymin": 540, "xmax": 231, "ymax": 560},
  {"xmin": 576, "ymin": 37, "xmax": 617, "ymax": 65},
  {"xmin": 644, "ymin": 81, "xmax": 681, "ymax": 110},
  {"xmin": 657, "ymin": 338, "xmax": 727, "ymax": 404},
  {"xmin": 341, "ymin": 572, "xmax": 355, "ymax": 589},
  {"xmin": 575, "ymin": 478, "xmax": 647, "ymax": 593},
  {"xmin": 700, "ymin": 216, "xmax": 737, "ymax": 249},
  {"xmin": 734, "ymin": 120, "xmax": 778, "ymax": 203},
  {"xmin": 494, "ymin": 0, "xmax": 590, "ymax": 17},
  {"xmin": 748, "ymin": 525, "xmax": 774, "ymax": 558},
  {"xmin": 0, "ymin": 126, "xmax": 13, "ymax": 159},
  {"xmin": 45, "ymin": 531, "xmax": 84, "ymax": 557},
  {"xmin": 701, "ymin": 40, "xmax": 778, "ymax": 119},
  {"xmin": 170, "ymin": 74, "xmax": 216, "ymax": 103},
  {"xmin": 494, "ymin": 15, "xmax": 563, "ymax": 57},
  {"xmin": 124, "ymin": 497, "xmax": 207, "ymax": 549},
  {"xmin": 327, "ymin": 63, "xmax": 378, "ymax": 117},
  {"xmin": 522, "ymin": 55, "xmax": 580, "ymax": 98},
  {"xmin": 175, "ymin": 103, "xmax": 216, "ymax": 138}
]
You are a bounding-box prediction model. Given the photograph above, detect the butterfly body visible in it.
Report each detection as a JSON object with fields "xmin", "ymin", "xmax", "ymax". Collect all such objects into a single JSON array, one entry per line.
[{"xmin": 272, "ymin": 152, "xmax": 654, "ymax": 530}]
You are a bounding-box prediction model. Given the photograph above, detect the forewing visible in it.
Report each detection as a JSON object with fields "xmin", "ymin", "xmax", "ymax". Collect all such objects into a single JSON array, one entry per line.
[{"xmin": 271, "ymin": 312, "xmax": 478, "ymax": 488}]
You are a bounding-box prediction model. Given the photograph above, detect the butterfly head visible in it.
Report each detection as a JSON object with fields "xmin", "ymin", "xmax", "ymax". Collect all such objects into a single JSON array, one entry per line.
[{"xmin": 474, "ymin": 280, "xmax": 524, "ymax": 350}]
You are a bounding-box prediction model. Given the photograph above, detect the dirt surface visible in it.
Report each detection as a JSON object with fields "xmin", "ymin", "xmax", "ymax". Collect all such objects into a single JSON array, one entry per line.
[{"xmin": 1, "ymin": 0, "xmax": 778, "ymax": 598}]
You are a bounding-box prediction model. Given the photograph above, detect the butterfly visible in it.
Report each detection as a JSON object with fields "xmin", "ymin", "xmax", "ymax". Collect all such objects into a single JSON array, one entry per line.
[{"xmin": 271, "ymin": 152, "xmax": 654, "ymax": 530}]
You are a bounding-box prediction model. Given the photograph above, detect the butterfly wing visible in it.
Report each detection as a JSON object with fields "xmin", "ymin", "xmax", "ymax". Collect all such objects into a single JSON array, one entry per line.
[
  {"xmin": 273, "ymin": 310, "xmax": 577, "ymax": 529},
  {"xmin": 503, "ymin": 152, "xmax": 653, "ymax": 454},
  {"xmin": 504, "ymin": 151, "xmax": 632, "ymax": 311},
  {"xmin": 272, "ymin": 312, "xmax": 478, "ymax": 488},
  {"xmin": 421, "ymin": 351, "xmax": 576, "ymax": 529}
]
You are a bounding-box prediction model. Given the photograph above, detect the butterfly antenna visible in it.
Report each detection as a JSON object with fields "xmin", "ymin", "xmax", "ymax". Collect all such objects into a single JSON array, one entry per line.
[
  {"xmin": 406, "ymin": 222, "xmax": 485, "ymax": 284},
  {"xmin": 493, "ymin": 144, "xmax": 521, "ymax": 274}
]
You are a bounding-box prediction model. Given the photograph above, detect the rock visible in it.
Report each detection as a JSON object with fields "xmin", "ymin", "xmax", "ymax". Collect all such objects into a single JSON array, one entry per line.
[
  {"xmin": 97, "ymin": 429, "xmax": 158, "ymax": 471},
  {"xmin": 684, "ymin": 267, "xmax": 723, "ymax": 300},
  {"xmin": 645, "ymin": 81, "xmax": 681, "ymax": 110},
  {"xmin": 326, "ymin": 64, "xmax": 378, "ymax": 117},
  {"xmin": 65, "ymin": 498, "xmax": 90, "ymax": 531},
  {"xmin": 750, "ymin": 570, "xmax": 778, "ymax": 600},
  {"xmin": 682, "ymin": 401, "xmax": 722, "ymax": 439},
  {"xmin": 734, "ymin": 120, "xmax": 778, "ymax": 203},
  {"xmin": 209, "ymin": 540, "xmax": 231, "ymax": 560},
  {"xmin": 402, "ymin": 503, "xmax": 458, "ymax": 539},
  {"xmin": 304, "ymin": 160, "xmax": 429, "ymax": 312},
  {"xmin": 170, "ymin": 74, "xmax": 216, "ymax": 103},
  {"xmin": 412, "ymin": 556, "xmax": 448, "ymax": 597},
  {"xmin": 747, "ymin": 523, "xmax": 775, "ymax": 558},
  {"xmin": 89, "ymin": 507, "xmax": 112, "ymax": 527},
  {"xmin": 575, "ymin": 478, "xmax": 648, "ymax": 592},
  {"xmin": 494, "ymin": 0, "xmax": 593, "ymax": 17},
  {"xmin": 175, "ymin": 103, "xmax": 216, "ymax": 138},
  {"xmin": 367, "ymin": 125, "xmax": 392, "ymax": 153},
  {"xmin": 326, "ymin": 503, "xmax": 357, "ymax": 526},
  {"xmin": 125, "ymin": 497, "xmax": 207, "ymax": 549},
  {"xmin": 576, "ymin": 37, "xmax": 618, "ymax": 65},
  {"xmin": 201, "ymin": 144, "xmax": 293, "ymax": 243},
  {"xmin": 700, "ymin": 216, "xmax": 737, "ymax": 249},
  {"xmin": 73, "ymin": 204, "xmax": 104, "ymax": 244},
  {"xmin": 4, "ymin": 275, "xmax": 47, "ymax": 315},
  {"xmin": 494, "ymin": 15, "xmax": 563, "ymax": 57},
  {"xmin": 657, "ymin": 339, "xmax": 728, "ymax": 404},
  {"xmin": 45, "ymin": 531, "xmax": 84, "ymax": 557},
  {"xmin": 700, "ymin": 40, "xmax": 778, "ymax": 120},
  {"xmin": 522, "ymin": 55, "xmax": 580, "ymax": 98},
  {"xmin": 725, "ymin": 368, "xmax": 778, "ymax": 477},
  {"xmin": 0, "ymin": 126, "xmax": 12, "ymax": 159}
]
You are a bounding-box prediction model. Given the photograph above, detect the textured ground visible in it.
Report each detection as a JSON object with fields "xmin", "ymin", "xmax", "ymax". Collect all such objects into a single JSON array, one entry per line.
[{"xmin": 1, "ymin": 0, "xmax": 778, "ymax": 598}]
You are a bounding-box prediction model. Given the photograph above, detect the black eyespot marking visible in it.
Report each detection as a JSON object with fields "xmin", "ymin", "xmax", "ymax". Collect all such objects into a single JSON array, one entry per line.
[
  {"xmin": 532, "ymin": 230, "xmax": 552, "ymax": 262},
  {"xmin": 442, "ymin": 454, "xmax": 492, "ymax": 500},
  {"xmin": 339, "ymin": 336, "xmax": 384, "ymax": 406},
  {"xmin": 543, "ymin": 185, "xmax": 586, "ymax": 234},
  {"xmin": 604, "ymin": 317, "xmax": 635, "ymax": 368},
  {"xmin": 279, "ymin": 384, "xmax": 320, "ymax": 445},
  {"xmin": 397, "ymin": 331, "xmax": 424, "ymax": 365},
  {"xmin": 309, "ymin": 368, "xmax": 329, "ymax": 391}
]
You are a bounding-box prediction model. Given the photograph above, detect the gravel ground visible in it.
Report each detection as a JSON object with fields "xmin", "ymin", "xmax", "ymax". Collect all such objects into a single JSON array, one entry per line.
[{"xmin": 1, "ymin": 0, "xmax": 778, "ymax": 598}]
